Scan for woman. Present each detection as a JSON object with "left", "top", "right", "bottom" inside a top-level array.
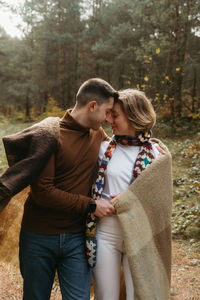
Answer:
[{"left": 86, "top": 88, "right": 172, "bottom": 300}]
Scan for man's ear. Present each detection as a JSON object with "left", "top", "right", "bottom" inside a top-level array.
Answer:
[{"left": 88, "top": 100, "right": 98, "bottom": 112}]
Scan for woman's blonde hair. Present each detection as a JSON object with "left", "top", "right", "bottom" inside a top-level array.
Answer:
[{"left": 117, "top": 89, "right": 156, "bottom": 134}]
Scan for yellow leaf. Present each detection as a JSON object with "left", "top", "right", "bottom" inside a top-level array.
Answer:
[
  {"left": 176, "top": 67, "right": 180, "bottom": 71},
  {"left": 195, "top": 190, "right": 200, "bottom": 194},
  {"left": 136, "top": 84, "right": 140, "bottom": 89},
  {"left": 144, "top": 76, "right": 149, "bottom": 81},
  {"left": 165, "top": 76, "right": 169, "bottom": 80},
  {"left": 156, "top": 48, "right": 160, "bottom": 54}
]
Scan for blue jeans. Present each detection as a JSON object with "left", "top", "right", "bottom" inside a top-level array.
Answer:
[{"left": 19, "top": 229, "right": 92, "bottom": 300}]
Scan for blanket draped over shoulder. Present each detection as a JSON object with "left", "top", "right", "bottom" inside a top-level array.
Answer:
[
  {"left": 0, "top": 117, "right": 60, "bottom": 211},
  {"left": 114, "top": 139, "right": 173, "bottom": 300}
]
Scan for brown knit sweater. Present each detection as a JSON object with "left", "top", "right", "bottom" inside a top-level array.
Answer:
[{"left": 21, "top": 110, "right": 108, "bottom": 234}]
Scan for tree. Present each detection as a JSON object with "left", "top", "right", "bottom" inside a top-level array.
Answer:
[
  {"left": 84, "top": 0, "right": 200, "bottom": 123},
  {"left": 0, "top": 0, "right": 199, "bottom": 123}
]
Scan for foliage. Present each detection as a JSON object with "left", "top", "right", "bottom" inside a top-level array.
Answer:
[
  {"left": 172, "top": 204, "right": 200, "bottom": 238},
  {"left": 166, "top": 134, "right": 200, "bottom": 241},
  {"left": 41, "top": 94, "right": 65, "bottom": 118},
  {"left": 0, "top": 0, "right": 199, "bottom": 124}
]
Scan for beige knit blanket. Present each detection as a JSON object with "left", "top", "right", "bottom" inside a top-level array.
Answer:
[{"left": 114, "top": 139, "right": 173, "bottom": 300}]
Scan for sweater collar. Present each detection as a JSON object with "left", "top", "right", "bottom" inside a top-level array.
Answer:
[{"left": 60, "top": 109, "right": 90, "bottom": 132}]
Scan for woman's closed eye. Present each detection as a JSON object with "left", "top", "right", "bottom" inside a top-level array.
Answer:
[{"left": 112, "top": 113, "right": 118, "bottom": 119}]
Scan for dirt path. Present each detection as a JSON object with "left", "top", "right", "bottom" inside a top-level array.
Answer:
[
  {"left": 170, "top": 240, "right": 200, "bottom": 299},
  {"left": 0, "top": 240, "right": 199, "bottom": 300}
]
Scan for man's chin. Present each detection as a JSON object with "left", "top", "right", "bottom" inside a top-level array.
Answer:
[
  {"left": 91, "top": 125, "right": 100, "bottom": 131},
  {"left": 90, "top": 121, "right": 105, "bottom": 130}
]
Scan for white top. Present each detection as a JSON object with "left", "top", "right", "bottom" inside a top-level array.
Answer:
[{"left": 98, "top": 140, "right": 160, "bottom": 201}]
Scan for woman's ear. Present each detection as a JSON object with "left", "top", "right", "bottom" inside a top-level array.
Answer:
[{"left": 88, "top": 100, "right": 98, "bottom": 112}]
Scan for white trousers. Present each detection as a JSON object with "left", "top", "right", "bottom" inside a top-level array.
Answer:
[{"left": 93, "top": 215, "right": 134, "bottom": 300}]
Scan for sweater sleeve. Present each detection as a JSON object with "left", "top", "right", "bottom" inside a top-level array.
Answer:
[{"left": 30, "top": 154, "right": 92, "bottom": 214}]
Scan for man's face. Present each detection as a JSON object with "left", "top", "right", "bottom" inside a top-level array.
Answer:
[{"left": 90, "top": 97, "right": 114, "bottom": 130}]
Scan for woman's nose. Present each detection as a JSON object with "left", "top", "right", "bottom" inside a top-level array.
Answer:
[{"left": 106, "top": 113, "right": 113, "bottom": 124}]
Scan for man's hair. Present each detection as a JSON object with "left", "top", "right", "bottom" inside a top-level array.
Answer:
[
  {"left": 76, "top": 78, "right": 117, "bottom": 107},
  {"left": 117, "top": 89, "right": 156, "bottom": 134}
]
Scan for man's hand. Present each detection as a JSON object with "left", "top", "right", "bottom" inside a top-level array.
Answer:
[{"left": 94, "top": 199, "right": 115, "bottom": 218}]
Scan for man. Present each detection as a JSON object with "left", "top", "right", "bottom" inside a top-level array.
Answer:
[{"left": 11, "top": 78, "right": 116, "bottom": 299}]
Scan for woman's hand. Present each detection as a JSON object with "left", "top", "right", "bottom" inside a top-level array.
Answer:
[{"left": 110, "top": 194, "right": 120, "bottom": 206}]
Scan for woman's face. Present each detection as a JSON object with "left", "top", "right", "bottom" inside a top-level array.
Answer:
[{"left": 107, "top": 103, "right": 135, "bottom": 136}]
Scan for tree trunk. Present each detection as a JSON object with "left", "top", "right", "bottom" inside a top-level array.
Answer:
[
  {"left": 25, "top": 95, "right": 30, "bottom": 119},
  {"left": 58, "top": 0, "right": 64, "bottom": 106},
  {"left": 192, "top": 67, "right": 197, "bottom": 113}
]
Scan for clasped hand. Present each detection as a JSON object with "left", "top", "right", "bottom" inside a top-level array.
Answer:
[{"left": 94, "top": 194, "right": 120, "bottom": 218}]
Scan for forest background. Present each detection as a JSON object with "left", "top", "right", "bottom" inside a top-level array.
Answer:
[
  {"left": 0, "top": 0, "right": 200, "bottom": 124},
  {"left": 0, "top": 0, "right": 200, "bottom": 299}
]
